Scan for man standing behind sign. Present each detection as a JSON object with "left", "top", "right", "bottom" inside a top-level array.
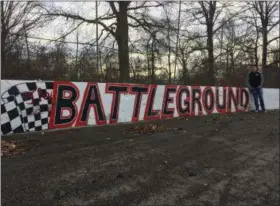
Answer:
[{"left": 246, "top": 66, "right": 266, "bottom": 112}]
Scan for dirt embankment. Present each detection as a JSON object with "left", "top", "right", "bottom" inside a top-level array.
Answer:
[{"left": 1, "top": 111, "right": 279, "bottom": 206}]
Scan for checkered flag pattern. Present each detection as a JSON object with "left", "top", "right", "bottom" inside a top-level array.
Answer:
[{"left": 1, "top": 81, "right": 54, "bottom": 135}]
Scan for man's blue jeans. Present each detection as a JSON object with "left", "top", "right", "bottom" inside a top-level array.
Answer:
[{"left": 250, "top": 87, "right": 265, "bottom": 111}]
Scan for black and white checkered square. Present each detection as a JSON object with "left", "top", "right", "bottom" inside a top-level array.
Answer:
[
  {"left": 1, "top": 81, "right": 54, "bottom": 135},
  {"left": 1, "top": 101, "right": 25, "bottom": 135}
]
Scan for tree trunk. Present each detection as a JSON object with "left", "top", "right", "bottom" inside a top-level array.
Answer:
[
  {"left": 75, "top": 29, "right": 79, "bottom": 80},
  {"left": 254, "top": 25, "right": 259, "bottom": 68},
  {"left": 99, "top": 50, "right": 103, "bottom": 81},
  {"left": 151, "top": 39, "right": 156, "bottom": 84},
  {"left": 254, "top": 44, "right": 259, "bottom": 68},
  {"left": 147, "top": 55, "right": 151, "bottom": 77},
  {"left": 1, "top": 31, "right": 6, "bottom": 68},
  {"left": 230, "top": 50, "right": 234, "bottom": 75},
  {"left": 167, "top": 22, "right": 172, "bottom": 84},
  {"left": 207, "top": 22, "right": 215, "bottom": 85},
  {"left": 182, "top": 57, "right": 189, "bottom": 85},
  {"left": 24, "top": 25, "right": 32, "bottom": 78},
  {"left": 1, "top": 1, "right": 7, "bottom": 69},
  {"left": 220, "top": 24, "right": 224, "bottom": 63},
  {"left": 262, "top": 26, "right": 268, "bottom": 71},
  {"left": 226, "top": 44, "right": 229, "bottom": 74},
  {"left": 116, "top": 2, "right": 130, "bottom": 83},
  {"left": 168, "top": 52, "right": 172, "bottom": 84}
]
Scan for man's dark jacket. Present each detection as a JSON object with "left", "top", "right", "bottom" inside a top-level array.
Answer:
[{"left": 246, "top": 71, "right": 264, "bottom": 89}]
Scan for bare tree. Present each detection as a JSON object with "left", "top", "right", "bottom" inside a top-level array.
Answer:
[
  {"left": 215, "top": 19, "right": 256, "bottom": 85},
  {"left": 77, "top": 45, "right": 98, "bottom": 81},
  {"left": 130, "top": 56, "right": 148, "bottom": 81},
  {"left": 192, "top": 1, "right": 243, "bottom": 84},
  {"left": 177, "top": 37, "right": 206, "bottom": 84},
  {"left": 195, "top": 1, "right": 219, "bottom": 84},
  {"left": 145, "top": 31, "right": 163, "bottom": 84},
  {"left": 161, "top": 5, "right": 174, "bottom": 84},
  {"left": 44, "top": 1, "right": 167, "bottom": 82},
  {"left": 1, "top": 1, "right": 49, "bottom": 67},
  {"left": 248, "top": 2, "right": 279, "bottom": 71}
]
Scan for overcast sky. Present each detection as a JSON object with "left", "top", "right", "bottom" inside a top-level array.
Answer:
[
  {"left": 28, "top": 1, "right": 279, "bottom": 54},
  {"left": 31, "top": 2, "right": 166, "bottom": 47}
]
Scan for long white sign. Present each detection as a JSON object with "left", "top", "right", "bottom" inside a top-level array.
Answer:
[{"left": 1, "top": 80, "right": 279, "bottom": 135}]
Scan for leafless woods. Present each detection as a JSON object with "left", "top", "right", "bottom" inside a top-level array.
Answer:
[{"left": 1, "top": 1, "right": 279, "bottom": 87}]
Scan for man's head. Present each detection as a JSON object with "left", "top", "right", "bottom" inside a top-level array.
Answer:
[{"left": 251, "top": 66, "right": 259, "bottom": 72}]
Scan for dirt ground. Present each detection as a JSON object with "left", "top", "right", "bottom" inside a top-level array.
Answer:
[{"left": 1, "top": 111, "right": 279, "bottom": 206}]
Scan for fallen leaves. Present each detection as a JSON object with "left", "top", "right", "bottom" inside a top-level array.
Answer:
[
  {"left": 1, "top": 139, "right": 39, "bottom": 157},
  {"left": 125, "top": 124, "right": 168, "bottom": 136},
  {"left": 1, "top": 141, "right": 25, "bottom": 157}
]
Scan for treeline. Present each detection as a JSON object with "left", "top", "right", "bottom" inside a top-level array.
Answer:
[{"left": 1, "top": 1, "right": 279, "bottom": 87}]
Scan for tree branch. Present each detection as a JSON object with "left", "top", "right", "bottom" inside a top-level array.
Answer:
[
  {"left": 127, "top": 1, "right": 167, "bottom": 11},
  {"left": 45, "top": 11, "right": 116, "bottom": 37},
  {"left": 268, "top": 20, "right": 280, "bottom": 32},
  {"left": 267, "top": 36, "right": 280, "bottom": 45},
  {"left": 109, "top": 2, "right": 118, "bottom": 15},
  {"left": 199, "top": 1, "right": 209, "bottom": 21}
]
